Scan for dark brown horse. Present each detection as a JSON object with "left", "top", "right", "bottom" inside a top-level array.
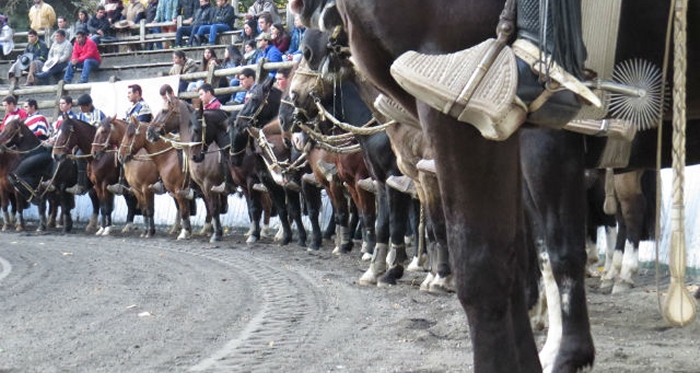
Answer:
[
  {"left": 293, "top": 0, "right": 594, "bottom": 372},
  {"left": 0, "top": 150, "right": 19, "bottom": 231}
]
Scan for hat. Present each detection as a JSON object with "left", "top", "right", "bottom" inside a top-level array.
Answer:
[
  {"left": 77, "top": 94, "right": 93, "bottom": 106},
  {"left": 256, "top": 32, "right": 272, "bottom": 41},
  {"left": 42, "top": 57, "right": 58, "bottom": 72},
  {"left": 114, "top": 20, "right": 130, "bottom": 30},
  {"left": 17, "top": 53, "right": 34, "bottom": 70}
]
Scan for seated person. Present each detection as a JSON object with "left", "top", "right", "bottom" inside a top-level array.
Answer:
[
  {"left": 169, "top": 50, "right": 198, "bottom": 93},
  {"left": 87, "top": 6, "right": 115, "bottom": 44},
  {"left": 0, "top": 14, "right": 15, "bottom": 58},
  {"left": 36, "top": 29, "right": 73, "bottom": 85},
  {"left": 8, "top": 29, "right": 48, "bottom": 87},
  {"left": 246, "top": 0, "right": 281, "bottom": 24},
  {"left": 63, "top": 28, "right": 101, "bottom": 84},
  {"left": 23, "top": 99, "right": 50, "bottom": 140},
  {"left": 174, "top": 0, "right": 214, "bottom": 47},
  {"left": 195, "top": 0, "right": 235, "bottom": 46}
]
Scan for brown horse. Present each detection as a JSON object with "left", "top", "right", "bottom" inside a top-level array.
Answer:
[
  {"left": 0, "top": 151, "right": 19, "bottom": 231},
  {"left": 117, "top": 120, "right": 193, "bottom": 240}
]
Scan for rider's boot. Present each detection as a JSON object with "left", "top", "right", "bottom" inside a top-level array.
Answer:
[
  {"left": 149, "top": 179, "right": 167, "bottom": 194},
  {"left": 66, "top": 170, "right": 88, "bottom": 195}
]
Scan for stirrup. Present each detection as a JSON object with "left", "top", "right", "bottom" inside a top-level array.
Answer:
[
  {"left": 385, "top": 175, "right": 416, "bottom": 197},
  {"left": 107, "top": 183, "right": 131, "bottom": 195},
  {"left": 211, "top": 182, "right": 229, "bottom": 194},
  {"left": 252, "top": 183, "right": 268, "bottom": 193},
  {"left": 302, "top": 173, "right": 323, "bottom": 187},
  {"left": 65, "top": 184, "right": 87, "bottom": 195},
  {"left": 416, "top": 159, "right": 436, "bottom": 175},
  {"left": 40, "top": 181, "right": 56, "bottom": 193},
  {"left": 357, "top": 177, "right": 377, "bottom": 194},
  {"left": 149, "top": 181, "right": 166, "bottom": 194},
  {"left": 374, "top": 94, "right": 421, "bottom": 128},
  {"left": 316, "top": 159, "right": 337, "bottom": 182},
  {"left": 177, "top": 188, "right": 194, "bottom": 200}
]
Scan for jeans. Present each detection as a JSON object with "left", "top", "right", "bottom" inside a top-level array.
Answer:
[
  {"left": 196, "top": 24, "right": 231, "bottom": 44},
  {"left": 175, "top": 25, "right": 201, "bottom": 46},
  {"left": 147, "top": 27, "right": 163, "bottom": 50},
  {"left": 36, "top": 61, "right": 68, "bottom": 85},
  {"left": 63, "top": 58, "right": 100, "bottom": 83}
]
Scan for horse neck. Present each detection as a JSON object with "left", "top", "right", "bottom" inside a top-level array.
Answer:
[
  {"left": 14, "top": 127, "right": 42, "bottom": 150},
  {"left": 75, "top": 124, "right": 97, "bottom": 154}
]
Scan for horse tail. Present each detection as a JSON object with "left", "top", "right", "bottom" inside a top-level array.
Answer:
[{"left": 641, "top": 169, "right": 657, "bottom": 241}]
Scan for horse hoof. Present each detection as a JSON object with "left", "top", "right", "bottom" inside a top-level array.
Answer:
[
  {"left": 359, "top": 266, "right": 379, "bottom": 286},
  {"left": 209, "top": 234, "right": 221, "bottom": 243},
  {"left": 95, "top": 227, "right": 104, "bottom": 236},
  {"left": 246, "top": 235, "right": 258, "bottom": 244},
  {"left": 361, "top": 253, "right": 372, "bottom": 261},
  {"left": 406, "top": 255, "right": 428, "bottom": 272},
  {"left": 612, "top": 279, "right": 634, "bottom": 294},
  {"left": 176, "top": 229, "right": 190, "bottom": 240},
  {"left": 101, "top": 226, "right": 111, "bottom": 236},
  {"left": 429, "top": 274, "right": 455, "bottom": 294},
  {"left": 419, "top": 273, "right": 435, "bottom": 292}
]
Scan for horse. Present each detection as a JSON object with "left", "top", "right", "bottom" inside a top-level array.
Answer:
[
  {"left": 292, "top": 0, "right": 599, "bottom": 371},
  {"left": 229, "top": 78, "right": 308, "bottom": 247},
  {"left": 0, "top": 150, "right": 19, "bottom": 231},
  {"left": 50, "top": 117, "right": 110, "bottom": 234},
  {"left": 149, "top": 94, "right": 228, "bottom": 242},
  {"left": 118, "top": 119, "right": 193, "bottom": 240},
  {"left": 290, "top": 28, "right": 444, "bottom": 289},
  {"left": 0, "top": 118, "right": 55, "bottom": 232}
]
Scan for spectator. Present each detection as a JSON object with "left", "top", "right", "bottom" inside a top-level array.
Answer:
[
  {"left": 195, "top": 0, "right": 235, "bottom": 46},
  {"left": 28, "top": 0, "right": 56, "bottom": 33},
  {"left": 169, "top": 49, "right": 198, "bottom": 92},
  {"left": 242, "top": 40, "right": 260, "bottom": 65},
  {"left": 87, "top": 6, "right": 114, "bottom": 44},
  {"left": 222, "top": 45, "right": 243, "bottom": 103},
  {"left": 178, "top": 0, "right": 198, "bottom": 25},
  {"left": 74, "top": 9, "right": 90, "bottom": 37},
  {"left": 55, "top": 16, "right": 73, "bottom": 42},
  {"left": 35, "top": 29, "right": 72, "bottom": 85},
  {"left": 229, "top": 67, "right": 255, "bottom": 104},
  {"left": 270, "top": 23, "right": 290, "bottom": 54},
  {"left": 23, "top": 99, "right": 50, "bottom": 140},
  {"left": 257, "top": 12, "right": 273, "bottom": 34},
  {"left": 246, "top": 0, "right": 281, "bottom": 24},
  {"left": 153, "top": 0, "right": 178, "bottom": 35},
  {"left": 63, "top": 28, "right": 101, "bottom": 84},
  {"left": 144, "top": 0, "right": 161, "bottom": 50},
  {"left": 1, "top": 96, "right": 28, "bottom": 132},
  {"left": 124, "top": 84, "right": 153, "bottom": 123},
  {"left": 50, "top": 95, "right": 77, "bottom": 138},
  {"left": 240, "top": 19, "right": 259, "bottom": 50},
  {"left": 122, "top": 0, "right": 147, "bottom": 26},
  {"left": 187, "top": 47, "right": 220, "bottom": 92},
  {"left": 104, "top": 0, "right": 125, "bottom": 24},
  {"left": 7, "top": 30, "right": 48, "bottom": 88},
  {"left": 0, "top": 15, "right": 14, "bottom": 59},
  {"left": 198, "top": 83, "right": 221, "bottom": 109},
  {"left": 286, "top": 14, "right": 305, "bottom": 61},
  {"left": 174, "top": 0, "right": 214, "bottom": 47},
  {"left": 255, "top": 32, "right": 282, "bottom": 76}
]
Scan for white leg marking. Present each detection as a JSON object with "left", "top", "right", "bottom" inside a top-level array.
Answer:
[{"left": 539, "top": 253, "right": 562, "bottom": 373}]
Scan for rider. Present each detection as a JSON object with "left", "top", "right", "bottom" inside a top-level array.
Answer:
[
  {"left": 65, "top": 94, "right": 106, "bottom": 195},
  {"left": 23, "top": 99, "right": 49, "bottom": 140},
  {"left": 198, "top": 83, "right": 221, "bottom": 109},
  {"left": 108, "top": 84, "right": 154, "bottom": 195},
  {"left": 49, "top": 95, "right": 77, "bottom": 140},
  {"left": 1, "top": 95, "right": 28, "bottom": 132}
]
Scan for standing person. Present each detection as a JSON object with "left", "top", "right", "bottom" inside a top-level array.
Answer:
[
  {"left": 104, "top": 0, "right": 125, "bottom": 24},
  {"left": 1, "top": 96, "right": 28, "bottom": 132},
  {"left": 55, "top": 16, "right": 73, "bottom": 42},
  {"left": 124, "top": 84, "right": 153, "bottom": 123},
  {"left": 87, "top": 6, "right": 114, "bottom": 44},
  {"left": 246, "top": 0, "right": 280, "bottom": 24},
  {"left": 65, "top": 94, "right": 105, "bottom": 195},
  {"left": 28, "top": 0, "right": 56, "bottom": 33},
  {"left": 153, "top": 0, "right": 178, "bottom": 36},
  {"left": 0, "top": 14, "right": 14, "bottom": 59},
  {"left": 198, "top": 83, "right": 221, "bottom": 109},
  {"left": 178, "top": 0, "right": 198, "bottom": 26},
  {"left": 169, "top": 49, "right": 198, "bottom": 92},
  {"left": 63, "top": 28, "right": 101, "bottom": 84},
  {"left": 270, "top": 23, "right": 290, "bottom": 54},
  {"left": 174, "top": 0, "right": 214, "bottom": 47},
  {"left": 122, "top": 0, "right": 147, "bottom": 26},
  {"left": 7, "top": 30, "right": 48, "bottom": 88},
  {"left": 195, "top": 0, "right": 235, "bottom": 46},
  {"left": 35, "top": 29, "right": 72, "bottom": 85},
  {"left": 23, "top": 99, "right": 50, "bottom": 140}
]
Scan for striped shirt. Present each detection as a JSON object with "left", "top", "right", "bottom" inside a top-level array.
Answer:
[
  {"left": 25, "top": 112, "right": 49, "bottom": 139},
  {"left": 125, "top": 99, "right": 152, "bottom": 123},
  {"left": 78, "top": 107, "right": 106, "bottom": 126}
]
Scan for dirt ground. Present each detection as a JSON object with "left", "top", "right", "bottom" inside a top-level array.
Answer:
[{"left": 0, "top": 222, "right": 699, "bottom": 373}]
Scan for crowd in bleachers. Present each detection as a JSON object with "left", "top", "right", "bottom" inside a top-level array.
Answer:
[{"left": 1, "top": 0, "right": 306, "bottom": 93}]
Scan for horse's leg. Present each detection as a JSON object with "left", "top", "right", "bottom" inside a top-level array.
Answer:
[
  {"left": 360, "top": 183, "right": 389, "bottom": 285},
  {"left": 246, "top": 190, "right": 263, "bottom": 244},
  {"left": 520, "top": 128, "right": 593, "bottom": 373},
  {"left": 423, "top": 107, "right": 540, "bottom": 373},
  {"left": 417, "top": 172, "right": 452, "bottom": 293},
  {"left": 176, "top": 195, "right": 192, "bottom": 240},
  {"left": 47, "top": 198, "right": 57, "bottom": 229},
  {"left": 100, "top": 190, "right": 115, "bottom": 236},
  {"left": 123, "top": 193, "right": 139, "bottom": 233},
  {"left": 323, "top": 205, "right": 336, "bottom": 240},
  {"left": 611, "top": 170, "right": 645, "bottom": 293},
  {"left": 84, "top": 189, "right": 99, "bottom": 233},
  {"left": 287, "top": 189, "right": 307, "bottom": 247},
  {"left": 267, "top": 182, "right": 292, "bottom": 245},
  {"left": 60, "top": 192, "right": 73, "bottom": 233},
  {"left": 259, "top": 191, "right": 273, "bottom": 239},
  {"left": 329, "top": 181, "right": 352, "bottom": 254},
  {"left": 145, "top": 192, "right": 156, "bottom": 238},
  {"left": 303, "top": 182, "right": 323, "bottom": 251},
  {"left": 379, "top": 186, "right": 411, "bottom": 286}
]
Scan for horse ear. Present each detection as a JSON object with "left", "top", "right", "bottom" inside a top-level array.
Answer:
[{"left": 265, "top": 76, "right": 276, "bottom": 90}]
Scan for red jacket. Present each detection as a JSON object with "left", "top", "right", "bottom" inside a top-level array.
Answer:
[
  {"left": 72, "top": 38, "right": 101, "bottom": 64},
  {"left": 1, "top": 108, "right": 28, "bottom": 132}
]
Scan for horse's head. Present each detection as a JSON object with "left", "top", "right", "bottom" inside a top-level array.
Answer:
[
  {"left": 289, "top": 28, "right": 352, "bottom": 118},
  {"left": 52, "top": 116, "right": 94, "bottom": 161},
  {"left": 117, "top": 120, "right": 146, "bottom": 164},
  {"left": 235, "top": 77, "right": 283, "bottom": 129},
  {"left": 290, "top": 0, "right": 339, "bottom": 31},
  {"left": 152, "top": 93, "right": 189, "bottom": 137},
  {"left": 0, "top": 118, "right": 27, "bottom": 150},
  {"left": 228, "top": 113, "right": 253, "bottom": 167},
  {"left": 91, "top": 116, "right": 116, "bottom": 162}
]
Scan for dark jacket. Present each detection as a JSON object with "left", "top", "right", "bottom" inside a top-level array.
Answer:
[
  {"left": 178, "top": 0, "right": 198, "bottom": 20},
  {"left": 87, "top": 16, "right": 113, "bottom": 36},
  {"left": 26, "top": 39, "right": 49, "bottom": 62},
  {"left": 212, "top": 4, "right": 236, "bottom": 27},
  {"left": 146, "top": 2, "right": 158, "bottom": 23},
  {"left": 191, "top": 4, "right": 214, "bottom": 29}
]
